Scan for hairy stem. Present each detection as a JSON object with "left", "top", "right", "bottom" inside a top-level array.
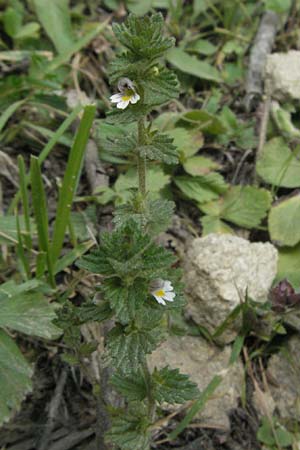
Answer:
[
  {"left": 137, "top": 118, "right": 146, "bottom": 196},
  {"left": 142, "top": 361, "right": 156, "bottom": 422}
]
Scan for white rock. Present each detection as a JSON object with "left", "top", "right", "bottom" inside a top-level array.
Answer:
[
  {"left": 265, "top": 51, "right": 300, "bottom": 100},
  {"left": 184, "top": 234, "right": 278, "bottom": 343},
  {"left": 267, "top": 335, "right": 300, "bottom": 421},
  {"left": 148, "top": 335, "right": 244, "bottom": 431}
]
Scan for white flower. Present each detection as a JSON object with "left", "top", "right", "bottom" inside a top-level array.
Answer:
[
  {"left": 110, "top": 77, "right": 140, "bottom": 110},
  {"left": 150, "top": 279, "right": 175, "bottom": 306}
]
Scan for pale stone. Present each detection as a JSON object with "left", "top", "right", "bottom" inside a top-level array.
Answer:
[
  {"left": 148, "top": 335, "right": 244, "bottom": 431},
  {"left": 265, "top": 51, "right": 300, "bottom": 100},
  {"left": 267, "top": 335, "right": 300, "bottom": 422},
  {"left": 184, "top": 234, "right": 278, "bottom": 343}
]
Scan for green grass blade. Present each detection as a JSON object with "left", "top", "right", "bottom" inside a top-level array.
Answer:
[
  {"left": 51, "top": 104, "right": 96, "bottom": 265},
  {"left": 8, "top": 104, "right": 82, "bottom": 213},
  {"left": 168, "top": 375, "right": 223, "bottom": 440},
  {"left": 16, "top": 214, "right": 31, "bottom": 279},
  {"left": 0, "top": 100, "right": 24, "bottom": 135},
  {"left": 17, "top": 155, "right": 32, "bottom": 251},
  {"left": 30, "top": 156, "right": 55, "bottom": 286}
]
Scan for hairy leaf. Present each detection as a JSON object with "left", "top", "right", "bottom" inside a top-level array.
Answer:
[
  {"left": 107, "top": 321, "right": 165, "bottom": 372},
  {"left": 107, "top": 407, "right": 151, "bottom": 450},
  {"left": 141, "top": 66, "right": 179, "bottom": 106},
  {"left": 268, "top": 194, "right": 300, "bottom": 246},
  {"left": 114, "top": 198, "right": 175, "bottom": 235},
  {"left": 152, "top": 366, "right": 199, "bottom": 404},
  {"left": 110, "top": 371, "right": 147, "bottom": 401},
  {"left": 112, "top": 13, "right": 174, "bottom": 61},
  {"left": 0, "top": 330, "right": 33, "bottom": 426},
  {"left": 0, "top": 281, "right": 61, "bottom": 339}
]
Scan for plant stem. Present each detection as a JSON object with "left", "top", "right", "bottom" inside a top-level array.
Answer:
[{"left": 137, "top": 118, "right": 146, "bottom": 196}]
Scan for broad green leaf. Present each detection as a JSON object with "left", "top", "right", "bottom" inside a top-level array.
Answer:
[
  {"left": 183, "top": 156, "right": 220, "bottom": 175},
  {"left": 167, "top": 127, "right": 204, "bottom": 159},
  {"left": 0, "top": 284, "right": 61, "bottom": 339},
  {"left": 256, "top": 137, "right": 300, "bottom": 188},
  {"left": 126, "top": 0, "right": 152, "bottom": 15},
  {"left": 263, "top": 0, "right": 291, "bottom": 13},
  {"left": 107, "top": 408, "right": 151, "bottom": 450},
  {"left": 187, "top": 39, "right": 217, "bottom": 55},
  {"left": 107, "top": 321, "right": 164, "bottom": 372},
  {"left": 0, "top": 330, "right": 33, "bottom": 427},
  {"left": 167, "top": 47, "right": 222, "bottom": 83},
  {"left": 3, "top": 6, "right": 22, "bottom": 38},
  {"left": 268, "top": 194, "right": 300, "bottom": 246},
  {"left": 180, "top": 110, "right": 226, "bottom": 135},
  {"left": 33, "top": 0, "right": 74, "bottom": 54},
  {"left": 200, "top": 186, "right": 272, "bottom": 229},
  {"left": 174, "top": 173, "right": 228, "bottom": 204},
  {"left": 111, "top": 372, "right": 147, "bottom": 401},
  {"left": 201, "top": 215, "right": 233, "bottom": 235},
  {"left": 152, "top": 367, "right": 199, "bottom": 404},
  {"left": 276, "top": 243, "right": 300, "bottom": 288}
]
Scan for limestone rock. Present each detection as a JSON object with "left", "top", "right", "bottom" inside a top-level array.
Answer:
[
  {"left": 184, "top": 234, "right": 278, "bottom": 343},
  {"left": 148, "top": 335, "right": 244, "bottom": 431},
  {"left": 267, "top": 335, "right": 300, "bottom": 422},
  {"left": 265, "top": 51, "right": 300, "bottom": 100}
]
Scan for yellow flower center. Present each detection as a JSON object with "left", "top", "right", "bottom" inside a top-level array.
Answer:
[
  {"left": 154, "top": 289, "right": 165, "bottom": 297},
  {"left": 121, "top": 88, "right": 135, "bottom": 101}
]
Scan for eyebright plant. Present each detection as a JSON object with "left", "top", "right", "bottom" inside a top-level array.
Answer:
[{"left": 77, "top": 13, "right": 199, "bottom": 450}]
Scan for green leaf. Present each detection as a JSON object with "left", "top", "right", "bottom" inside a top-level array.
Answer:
[
  {"left": 201, "top": 186, "right": 272, "bottom": 229},
  {"left": 110, "top": 371, "right": 147, "bottom": 401},
  {"left": 107, "top": 407, "right": 151, "bottom": 450},
  {"left": 256, "top": 137, "right": 300, "bottom": 188},
  {"left": 0, "top": 281, "right": 61, "bottom": 339},
  {"left": 115, "top": 198, "right": 175, "bottom": 236},
  {"left": 152, "top": 367, "right": 199, "bottom": 404},
  {"left": 166, "top": 47, "right": 222, "bottom": 83},
  {"left": 107, "top": 321, "right": 164, "bottom": 372},
  {"left": 0, "top": 100, "right": 24, "bottom": 136},
  {"left": 187, "top": 39, "right": 217, "bottom": 56},
  {"left": 183, "top": 156, "right": 220, "bottom": 176},
  {"left": 51, "top": 105, "right": 96, "bottom": 265},
  {"left": 0, "top": 215, "right": 34, "bottom": 246},
  {"left": 126, "top": 0, "right": 152, "bottom": 15},
  {"left": 180, "top": 110, "right": 226, "bottom": 135},
  {"left": 141, "top": 66, "right": 180, "bottom": 106},
  {"left": 33, "top": 0, "right": 74, "bottom": 54},
  {"left": 276, "top": 243, "right": 300, "bottom": 288},
  {"left": 77, "top": 300, "right": 113, "bottom": 323},
  {"left": 77, "top": 220, "right": 175, "bottom": 280},
  {"left": 201, "top": 215, "right": 233, "bottom": 235},
  {"left": 268, "top": 194, "right": 300, "bottom": 246},
  {"left": 3, "top": 6, "right": 22, "bottom": 38},
  {"left": 102, "top": 278, "right": 149, "bottom": 324},
  {"left": 112, "top": 13, "right": 174, "bottom": 61},
  {"left": 167, "top": 127, "right": 204, "bottom": 159},
  {"left": 263, "top": 0, "right": 291, "bottom": 13},
  {"left": 174, "top": 173, "right": 228, "bottom": 204},
  {"left": 15, "top": 22, "right": 40, "bottom": 40},
  {"left": 30, "top": 156, "right": 54, "bottom": 284},
  {"left": 0, "top": 330, "right": 33, "bottom": 427}
]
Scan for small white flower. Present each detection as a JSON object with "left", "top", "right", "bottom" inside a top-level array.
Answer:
[
  {"left": 150, "top": 279, "right": 175, "bottom": 306},
  {"left": 110, "top": 77, "right": 140, "bottom": 110}
]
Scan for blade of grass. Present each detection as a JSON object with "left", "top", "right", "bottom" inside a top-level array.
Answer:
[
  {"left": 50, "top": 104, "right": 96, "bottom": 265},
  {"left": 9, "top": 104, "right": 82, "bottom": 213},
  {"left": 0, "top": 100, "right": 25, "bottom": 135},
  {"left": 17, "top": 155, "right": 32, "bottom": 251},
  {"left": 30, "top": 156, "right": 55, "bottom": 286},
  {"left": 54, "top": 240, "right": 94, "bottom": 275},
  {"left": 16, "top": 213, "right": 31, "bottom": 279},
  {"left": 168, "top": 375, "right": 223, "bottom": 440}
]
